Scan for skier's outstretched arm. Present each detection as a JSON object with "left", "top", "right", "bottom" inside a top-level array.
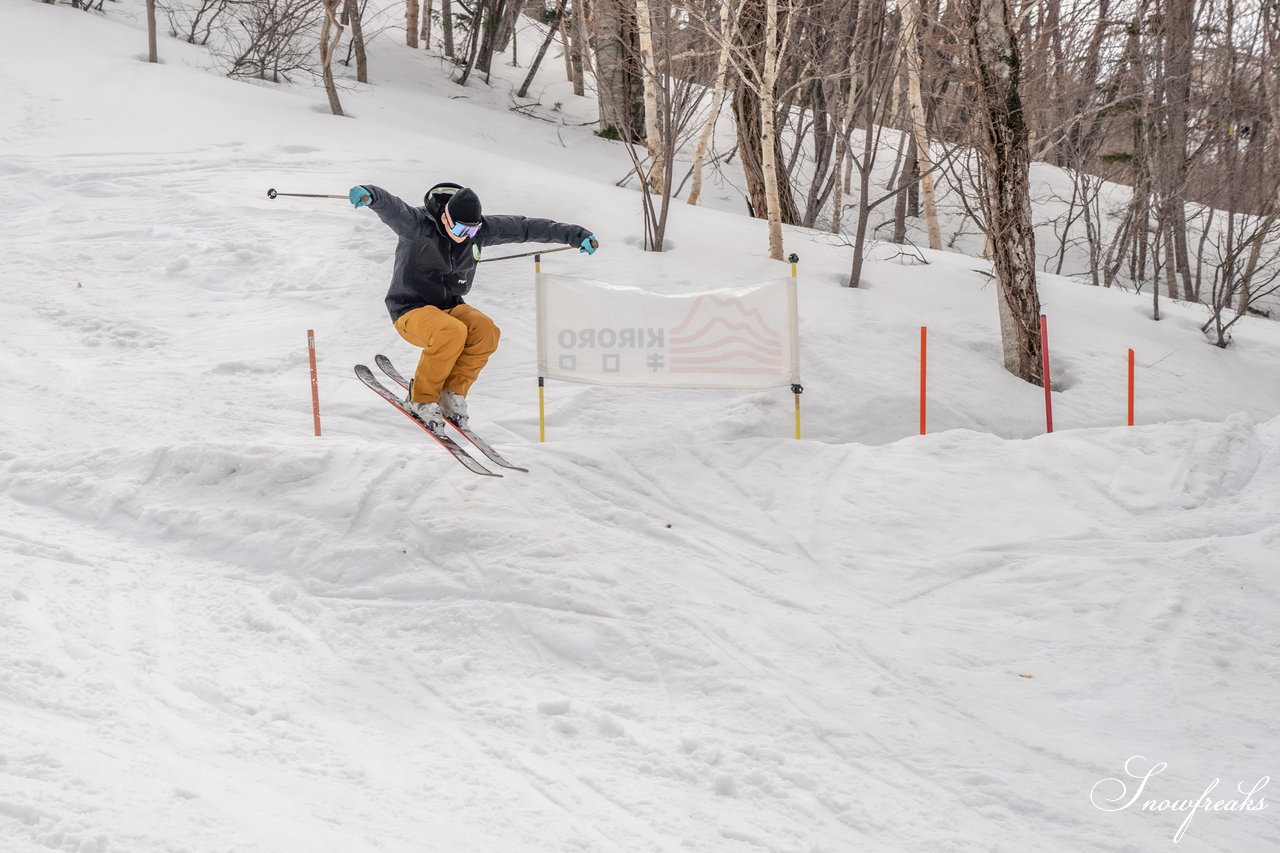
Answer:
[
  {"left": 348, "top": 185, "right": 421, "bottom": 239},
  {"left": 481, "top": 215, "right": 597, "bottom": 253}
]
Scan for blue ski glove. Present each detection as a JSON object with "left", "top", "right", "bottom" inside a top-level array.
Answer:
[
  {"left": 349, "top": 186, "right": 373, "bottom": 208},
  {"left": 580, "top": 235, "right": 599, "bottom": 255}
]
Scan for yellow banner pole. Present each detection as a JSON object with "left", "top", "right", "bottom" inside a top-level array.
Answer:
[
  {"left": 788, "top": 253, "right": 801, "bottom": 439},
  {"left": 538, "top": 377, "right": 547, "bottom": 443},
  {"left": 792, "top": 384, "right": 803, "bottom": 439}
]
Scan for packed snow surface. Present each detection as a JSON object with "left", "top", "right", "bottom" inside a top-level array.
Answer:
[{"left": 1, "top": 4, "right": 1277, "bottom": 852}]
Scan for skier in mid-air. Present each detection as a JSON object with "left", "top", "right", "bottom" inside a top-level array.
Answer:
[{"left": 349, "top": 181, "right": 598, "bottom": 431}]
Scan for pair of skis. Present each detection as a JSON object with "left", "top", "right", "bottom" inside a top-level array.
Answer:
[{"left": 355, "top": 355, "right": 527, "bottom": 477}]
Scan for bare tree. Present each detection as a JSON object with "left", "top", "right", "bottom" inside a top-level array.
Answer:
[
  {"left": 517, "top": 4, "right": 562, "bottom": 98},
  {"left": 225, "top": 0, "right": 319, "bottom": 83},
  {"left": 319, "top": 0, "right": 345, "bottom": 115},
  {"left": 722, "top": 0, "right": 798, "bottom": 258},
  {"left": 617, "top": 0, "right": 717, "bottom": 250},
  {"left": 961, "top": 0, "right": 1044, "bottom": 383},
  {"left": 897, "top": 0, "right": 940, "bottom": 249},
  {"left": 1194, "top": 0, "right": 1280, "bottom": 344},
  {"left": 688, "top": 0, "right": 737, "bottom": 207},
  {"left": 634, "top": 0, "right": 665, "bottom": 193},
  {"left": 843, "top": 0, "right": 907, "bottom": 286},
  {"left": 164, "top": 0, "right": 234, "bottom": 46}
]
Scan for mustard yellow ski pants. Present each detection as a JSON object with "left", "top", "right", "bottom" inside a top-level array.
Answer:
[{"left": 393, "top": 304, "right": 501, "bottom": 404}]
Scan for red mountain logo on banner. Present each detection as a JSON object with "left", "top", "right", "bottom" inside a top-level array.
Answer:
[{"left": 669, "top": 295, "right": 784, "bottom": 375}]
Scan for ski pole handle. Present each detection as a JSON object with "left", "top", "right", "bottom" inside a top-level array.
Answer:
[{"left": 266, "top": 188, "right": 359, "bottom": 201}]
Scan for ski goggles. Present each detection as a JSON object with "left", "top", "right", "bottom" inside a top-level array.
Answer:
[{"left": 443, "top": 205, "right": 482, "bottom": 239}]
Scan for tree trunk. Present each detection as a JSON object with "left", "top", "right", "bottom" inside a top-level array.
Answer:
[
  {"left": 899, "top": 0, "right": 941, "bottom": 250},
  {"left": 964, "top": 0, "right": 1042, "bottom": 382},
  {"left": 475, "top": 0, "right": 505, "bottom": 77},
  {"left": 517, "top": 10, "right": 561, "bottom": 98},
  {"left": 847, "top": 96, "right": 876, "bottom": 286},
  {"left": 561, "top": 4, "right": 575, "bottom": 82},
  {"left": 689, "top": 0, "right": 735, "bottom": 207},
  {"left": 731, "top": 0, "right": 798, "bottom": 228},
  {"left": 759, "top": 0, "right": 785, "bottom": 260},
  {"left": 593, "top": 0, "right": 644, "bottom": 139},
  {"left": 569, "top": 0, "right": 587, "bottom": 96},
  {"left": 831, "top": 132, "right": 847, "bottom": 233},
  {"left": 1163, "top": 0, "right": 1195, "bottom": 301},
  {"left": 422, "top": 0, "right": 433, "bottom": 50},
  {"left": 634, "top": 0, "right": 664, "bottom": 194},
  {"left": 442, "top": 0, "right": 455, "bottom": 58},
  {"left": 457, "top": 0, "right": 486, "bottom": 84},
  {"left": 406, "top": 0, "right": 419, "bottom": 48},
  {"left": 893, "top": 138, "right": 915, "bottom": 244},
  {"left": 346, "top": 0, "right": 368, "bottom": 82},
  {"left": 146, "top": 0, "right": 158, "bottom": 62},
  {"left": 490, "top": 0, "right": 521, "bottom": 58},
  {"left": 320, "top": 0, "right": 345, "bottom": 116}
]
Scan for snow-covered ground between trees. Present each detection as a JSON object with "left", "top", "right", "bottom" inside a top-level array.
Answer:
[{"left": 1, "top": 4, "right": 1278, "bottom": 852}]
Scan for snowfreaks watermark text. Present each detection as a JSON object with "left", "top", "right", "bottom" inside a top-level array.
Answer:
[{"left": 1090, "top": 756, "right": 1270, "bottom": 843}]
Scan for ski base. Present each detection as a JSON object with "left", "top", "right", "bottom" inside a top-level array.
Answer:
[
  {"left": 373, "top": 354, "right": 528, "bottom": 473},
  {"left": 354, "top": 364, "right": 501, "bottom": 478}
]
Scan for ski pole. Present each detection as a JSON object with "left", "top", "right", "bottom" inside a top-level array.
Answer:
[
  {"left": 267, "top": 188, "right": 366, "bottom": 202},
  {"left": 477, "top": 245, "right": 577, "bottom": 264}
]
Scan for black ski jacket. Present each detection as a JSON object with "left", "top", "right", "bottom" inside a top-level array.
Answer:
[{"left": 364, "top": 182, "right": 592, "bottom": 321}]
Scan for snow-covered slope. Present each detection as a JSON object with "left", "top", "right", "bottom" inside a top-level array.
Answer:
[{"left": 2, "top": 5, "right": 1278, "bottom": 852}]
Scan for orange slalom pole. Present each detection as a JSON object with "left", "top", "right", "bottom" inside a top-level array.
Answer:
[
  {"left": 919, "top": 326, "right": 927, "bottom": 435},
  {"left": 307, "top": 329, "right": 321, "bottom": 437},
  {"left": 1040, "top": 315, "right": 1053, "bottom": 433},
  {"left": 1127, "top": 348, "right": 1135, "bottom": 426}
]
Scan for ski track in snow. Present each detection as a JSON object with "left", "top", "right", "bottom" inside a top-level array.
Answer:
[{"left": 3, "top": 419, "right": 1279, "bottom": 851}]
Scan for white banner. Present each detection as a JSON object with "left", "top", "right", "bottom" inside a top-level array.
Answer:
[{"left": 536, "top": 274, "right": 800, "bottom": 389}]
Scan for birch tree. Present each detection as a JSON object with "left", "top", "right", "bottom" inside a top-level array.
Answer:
[
  {"left": 688, "top": 0, "right": 737, "bottom": 207},
  {"left": 962, "top": 0, "right": 1043, "bottom": 382},
  {"left": 634, "top": 0, "right": 665, "bottom": 194},
  {"left": 757, "top": 0, "right": 786, "bottom": 259},
  {"left": 724, "top": 0, "right": 795, "bottom": 259},
  {"left": 897, "top": 0, "right": 941, "bottom": 249}
]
